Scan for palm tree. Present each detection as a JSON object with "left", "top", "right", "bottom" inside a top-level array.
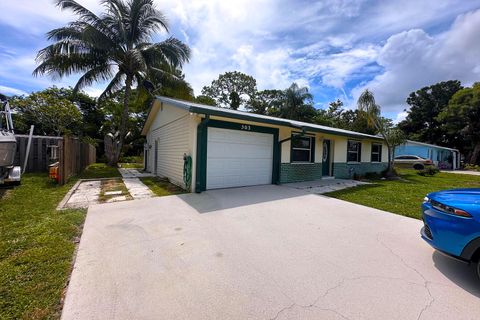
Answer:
[
  {"left": 357, "top": 89, "right": 405, "bottom": 176},
  {"left": 33, "top": 0, "right": 190, "bottom": 165},
  {"left": 278, "top": 83, "right": 316, "bottom": 122}
]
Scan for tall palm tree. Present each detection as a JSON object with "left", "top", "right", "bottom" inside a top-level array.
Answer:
[
  {"left": 278, "top": 83, "right": 316, "bottom": 122},
  {"left": 357, "top": 89, "right": 404, "bottom": 176},
  {"left": 33, "top": 0, "right": 190, "bottom": 165}
]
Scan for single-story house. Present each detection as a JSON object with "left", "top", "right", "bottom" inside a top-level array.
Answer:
[
  {"left": 395, "top": 140, "right": 460, "bottom": 170},
  {"left": 141, "top": 96, "right": 389, "bottom": 192}
]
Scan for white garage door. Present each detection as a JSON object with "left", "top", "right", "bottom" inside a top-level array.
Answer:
[{"left": 207, "top": 127, "right": 274, "bottom": 189}]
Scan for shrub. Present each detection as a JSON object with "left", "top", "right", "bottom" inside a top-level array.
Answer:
[
  {"left": 119, "top": 155, "right": 143, "bottom": 163},
  {"left": 365, "top": 172, "right": 381, "bottom": 180},
  {"left": 464, "top": 164, "right": 480, "bottom": 172},
  {"left": 417, "top": 167, "right": 439, "bottom": 176}
]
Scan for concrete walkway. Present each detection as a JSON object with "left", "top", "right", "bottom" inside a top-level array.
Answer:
[
  {"left": 62, "top": 185, "right": 479, "bottom": 320},
  {"left": 284, "top": 178, "right": 369, "bottom": 194},
  {"left": 61, "top": 180, "right": 100, "bottom": 209},
  {"left": 119, "top": 168, "right": 154, "bottom": 200},
  {"left": 118, "top": 168, "right": 155, "bottom": 178}
]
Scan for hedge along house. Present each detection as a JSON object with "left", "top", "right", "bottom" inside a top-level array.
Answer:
[{"left": 141, "top": 96, "right": 389, "bottom": 193}]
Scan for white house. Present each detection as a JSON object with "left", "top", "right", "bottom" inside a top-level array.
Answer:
[{"left": 141, "top": 96, "right": 389, "bottom": 192}]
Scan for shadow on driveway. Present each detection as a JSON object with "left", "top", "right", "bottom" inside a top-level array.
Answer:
[
  {"left": 432, "top": 251, "right": 480, "bottom": 298},
  {"left": 179, "top": 184, "right": 307, "bottom": 214}
]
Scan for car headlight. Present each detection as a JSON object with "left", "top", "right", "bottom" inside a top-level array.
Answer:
[{"left": 423, "top": 196, "right": 430, "bottom": 203}]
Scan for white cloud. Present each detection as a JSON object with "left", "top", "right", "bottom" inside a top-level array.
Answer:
[
  {"left": 353, "top": 9, "right": 480, "bottom": 113},
  {"left": 0, "top": 85, "right": 28, "bottom": 96}
]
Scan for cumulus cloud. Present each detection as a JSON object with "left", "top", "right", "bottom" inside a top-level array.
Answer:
[{"left": 353, "top": 9, "right": 480, "bottom": 113}]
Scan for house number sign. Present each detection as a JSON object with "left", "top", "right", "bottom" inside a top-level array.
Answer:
[{"left": 240, "top": 124, "right": 251, "bottom": 131}]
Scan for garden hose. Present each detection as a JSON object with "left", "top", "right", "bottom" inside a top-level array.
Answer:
[{"left": 183, "top": 154, "right": 192, "bottom": 192}]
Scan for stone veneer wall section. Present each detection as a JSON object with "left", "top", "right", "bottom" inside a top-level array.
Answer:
[
  {"left": 333, "top": 162, "right": 388, "bottom": 179},
  {"left": 279, "top": 163, "right": 323, "bottom": 183}
]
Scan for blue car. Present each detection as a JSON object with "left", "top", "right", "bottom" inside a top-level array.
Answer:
[{"left": 421, "top": 188, "right": 480, "bottom": 278}]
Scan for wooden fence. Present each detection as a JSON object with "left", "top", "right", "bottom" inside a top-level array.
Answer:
[
  {"left": 58, "top": 136, "right": 96, "bottom": 185},
  {"left": 14, "top": 135, "right": 96, "bottom": 184},
  {"left": 14, "top": 135, "right": 63, "bottom": 173}
]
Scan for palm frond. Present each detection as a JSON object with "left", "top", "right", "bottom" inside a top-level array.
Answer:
[
  {"left": 99, "top": 71, "right": 125, "bottom": 100},
  {"left": 141, "top": 37, "right": 190, "bottom": 68},
  {"left": 74, "top": 64, "right": 114, "bottom": 92}
]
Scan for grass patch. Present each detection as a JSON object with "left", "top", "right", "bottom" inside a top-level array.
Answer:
[
  {"left": 119, "top": 162, "right": 143, "bottom": 169},
  {"left": 79, "top": 163, "right": 120, "bottom": 179},
  {"left": 98, "top": 179, "right": 132, "bottom": 202},
  {"left": 140, "top": 177, "right": 186, "bottom": 197},
  {"left": 0, "top": 174, "right": 85, "bottom": 319},
  {"left": 326, "top": 169, "right": 480, "bottom": 219}
]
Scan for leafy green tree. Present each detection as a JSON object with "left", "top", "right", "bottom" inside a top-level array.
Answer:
[
  {"left": 201, "top": 71, "right": 257, "bottom": 110},
  {"left": 438, "top": 83, "right": 480, "bottom": 164},
  {"left": 358, "top": 89, "right": 404, "bottom": 176},
  {"left": 33, "top": 0, "right": 190, "bottom": 165},
  {"left": 194, "top": 95, "right": 216, "bottom": 106},
  {"left": 248, "top": 89, "right": 285, "bottom": 115},
  {"left": 9, "top": 88, "right": 82, "bottom": 136},
  {"left": 275, "top": 83, "right": 316, "bottom": 122},
  {"left": 398, "top": 80, "right": 462, "bottom": 144}
]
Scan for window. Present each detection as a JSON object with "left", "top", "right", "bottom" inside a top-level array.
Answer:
[
  {"left": 291, "top": 135, "right": 314, "bottom": 162},
  {"left": 371, "top": 144, "right": 382, "bottom": 162},
  {"left": 347, "top": 140, "right": 362, "bottom": 162}
]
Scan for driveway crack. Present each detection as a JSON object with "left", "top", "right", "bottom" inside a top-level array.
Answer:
[{"left": 376, "top": 233, "right": 435, "bottom": 320}]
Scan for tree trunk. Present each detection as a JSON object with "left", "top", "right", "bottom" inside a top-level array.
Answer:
[
  {"left": 110, "top": 75, "right": 132, "bottom": 166},
  {"left": 470, "top": 141, "right": 480, "bottom": 165}
]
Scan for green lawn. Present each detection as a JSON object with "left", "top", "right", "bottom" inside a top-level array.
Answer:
[
  {"left": 0, "top": 174, "right": 85, "bottom": 319},
  {"left": 119, "top": 162, "right": 144, "bottom": 169},
  {"left": 140, "top": 177, "right": 186, "bottom": 197},
  {"left": 79, "top": 163, "right": 120, "bottom": 179},
  {"left": 326, "top": 169, "right": 480, "bottom": 219}
]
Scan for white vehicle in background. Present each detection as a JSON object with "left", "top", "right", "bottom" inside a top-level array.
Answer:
[{"left": 394, "top": 155, "right": 434, "bottom": 170}]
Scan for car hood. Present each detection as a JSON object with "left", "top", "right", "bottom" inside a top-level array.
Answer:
[{"left": 428, "top": 189, "right": 480, "bottom": 214}]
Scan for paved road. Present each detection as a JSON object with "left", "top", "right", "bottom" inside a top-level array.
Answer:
[{"left": 62, "top": 185, "right": 480, "bottom": 320}]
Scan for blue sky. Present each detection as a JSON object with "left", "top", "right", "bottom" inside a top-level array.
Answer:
[{"left": 1, "top": 0, "right": 480, "bottom": 122}]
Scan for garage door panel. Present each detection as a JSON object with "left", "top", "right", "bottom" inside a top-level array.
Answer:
[{"left": 207, "top": 127, "right": 274, "bottom": 189}]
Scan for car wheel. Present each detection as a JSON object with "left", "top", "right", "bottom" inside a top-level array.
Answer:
[{"left": 413, "top": 163, "right": 424, "bottom": 170}]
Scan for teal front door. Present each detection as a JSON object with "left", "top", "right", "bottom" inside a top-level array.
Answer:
[{"left": 322, "top": 140, "right": 331, "bottom": 176}]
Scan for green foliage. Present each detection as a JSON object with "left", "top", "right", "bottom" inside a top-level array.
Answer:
[
  {"left": 9, "top": 87, "right": 82, "bottom": 136},
  {"left": 464, "top": 164, "right": 480, "bottom": 171},
  {"left": 327, "top": 169, "right": 480, "bottom": 219},
  {"left": 201, "top": 71, "right": 257, "bottom": 110},
  {"left": 416, "top": 166, "right": 439, "bottom": 176},
  {"left": 79, "top": 163, "right": 121, "bottom": 179},
  {"left": 194, "top": 95, "right": 216, "bottom": 106},
  {"left": 34, "top": 0, "right": 190, "bottom": 165},
  {"left": 356, "top": 90, "right": 404, "bottom": 175},
  {"left": 140, "top": 177, "right": 186, "bottom": 196},
  {"left": 438, "top": 83, "right": 480, "bottom": 164},
  {"left": 248, "top": 89, "right": 285, "bottom": 115},
  {"left": 0, "top": 174, "right": 85, "bottom": 319},
  {"left": 398, "top": 80, "right": 462, "bottom": 144},
  {"left": 314, "top": 99, "right": 391, "bottom": 135},
  {"left": 275, "top": 83, "right": 316, "bottom": 122}
]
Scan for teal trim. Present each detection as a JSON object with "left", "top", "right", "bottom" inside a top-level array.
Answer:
[
  {"left": 333, "top": 162, "right": 388, "bottom": 179},
  {"left": 280, "top": 163, "right": 323, "bottom": 183},
  {"left": 195, "top": 118, "right": 280, "bottom": 192},
  {"left": 195, "top": 116, "right": 209, "bottom": 193}
]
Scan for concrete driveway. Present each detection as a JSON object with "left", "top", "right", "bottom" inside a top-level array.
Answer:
[{"left": 62, "top": 185, "right": 480, "bottom": 320}]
